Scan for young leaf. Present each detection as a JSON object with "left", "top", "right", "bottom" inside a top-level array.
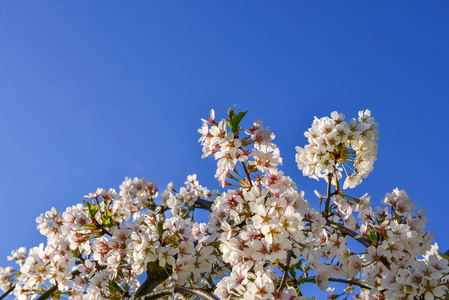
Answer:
[{"left": 223, "top": 105, "right": 249, "bottom": 134}]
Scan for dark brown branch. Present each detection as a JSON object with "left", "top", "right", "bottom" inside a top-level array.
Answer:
[
  {"left": 27, "top": 270, "right": 81, "bottom": 300},
  {"left": 142, "top": 287, "right": 219, "bottom": 300},
  {"left": 0, "top": 285, "right": 15, "bottom": 300},
  {"left": 35, "top": 285, "right": 58, "bottom": 300},
  {"left": 241, "top": 161, "right": 253, "bottom": 188},
  {"left": 130, "top": 261, "right": 171, "bottom": 300},
  {"left": 328, "top": 278, "right": 371, "bottom": 290},
  {"left": 101, "top": 228, "right": 113, "bottom": 237},
  {"left": 193, "top": 199, "right": 213, "bottom": 212},
  {"left": 323, "top": 173, "right": 333, "bottom": 218},
  {"left": 276, "top": 250, "right": 293, "bottom": 293},
  {"left": 326, "top": 220, "right": 391, "bottom": 270},
  {"left": 302, "top": 276, "right": 371, "bottom": 290},
  {"left": 326, "top": 220, "right": 371, "bottom": 248}
]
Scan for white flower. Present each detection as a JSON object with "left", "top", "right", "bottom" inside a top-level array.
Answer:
[
  {"left": 158, "top": 247, "right": 177, "bottom": 267},
  {"left": 296, "top": 110, "right": 378, "bottom": 189},
  {"left": 245, "top": 272, "right": 275, "bottom": 300}
]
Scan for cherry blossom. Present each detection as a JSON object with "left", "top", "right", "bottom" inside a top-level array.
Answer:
[{"left": 0, "top": 107, "right": 447, "bottom": 300}]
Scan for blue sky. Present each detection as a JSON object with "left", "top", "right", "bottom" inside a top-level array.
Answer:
[{"left": 0, "top": 1, "right": 448, "bottom": 298}]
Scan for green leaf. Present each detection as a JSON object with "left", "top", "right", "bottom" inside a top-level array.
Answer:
[
  {"left": 289, "top": 264, "right": 297, "bottom": 278},
  {"left": 108, "top": 280, "right": 121, "bottom": 294},
  {"left": 103, "top": 215, "right": 114, "bottom": 228},
  {"left": 222, "top": 105, "right": 249, "bottom": 134},
  {"left": 156, "top": 221, "right": 167, "bottom": 235},
  {"left": 231, "top": 110, "right": 248, "bottom": 131},
  {"left": 82, "top": 199, "right": 91, "bottom": 210},
  {"left": 82, "top": 199, "right": 101, "bottom": 219}
]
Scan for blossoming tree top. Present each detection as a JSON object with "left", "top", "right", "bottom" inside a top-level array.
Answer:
[{"left": 0, "top": 107, "right": 447, "bottom": 300}]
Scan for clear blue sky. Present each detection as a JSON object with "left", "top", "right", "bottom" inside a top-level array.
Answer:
[{"left": 0, "top": 1, "right": 448, "bottom": 297}]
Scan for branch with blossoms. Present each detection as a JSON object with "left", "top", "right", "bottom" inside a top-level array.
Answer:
[
  {"left": 0, "top": 106, "right": 448, "bottom": 300},
  {"left": 142, "top": 287, "right": 219, "bottom": 300}
]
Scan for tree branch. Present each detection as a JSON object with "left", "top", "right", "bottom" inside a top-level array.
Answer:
[
  {"left": 0, "top": 285, "right": 15, "bottom": 300},
  {"left": 35, "top": 286, "right": 58, "bottom": 300},
  {"left": 328, "top": 278, "right": 371, "bottom": 290},
  {"left": 302, "top": 276, "right": 371, "bottom": 290},
  {"left": 323, "top": 173, "right": 333, "bottom": 218},
  {"left": 22, "top": 270, "right": 81, "bottom": 300},
  {"left": 326, "top": 220, "right": 372, "bottom": 248},
  {"left": 326, "top": 220, "right": 391, "bottom": 270},
  {"left": 241, "top": 161, "right": 253, "bottom": 188},
  {"left": 276, "top": 250, "right": 292, "bottom": 293},
  {"left": 193, "top": 199, "right": 213, "bottom": 212},
  {"left": 142, "top": 287, "right": 219, "bottom": 300},
  {"left": 130, "top": 261, "right": 171, "bottom": 300}
]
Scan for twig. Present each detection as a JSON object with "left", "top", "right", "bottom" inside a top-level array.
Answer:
[
  {"left": 276, "top": 250, "right": 293, "bottom": 293},
  {"left": 301, "top": 276, "right": 371, "bottom": 290},
  {"left": 326, "top": 220, "right": 391, "bottom": 270},
  {"left": 142, "top": 287, "right": 219, "bottom": 300},
  {"left": 0, "top": 285, "right": 15, "bottom": 300},
  {"left": 35, "top": 286, "right": 58, "bottom": 300},
  {"left": 101, "top": 228, "right": 113, "bottom": 236},
  {"left": 18, "top": 270, "right": 82, "bottom": 300},
  {"left": 241, "top": 161, "right": 253, "bottom": 188},
  {"left": 328, "top": 278, "right": 371, "bottom": 290},
  {"left": 323, "top": 173, "right": 333, "bottom": 218},
  {"left": 326, "top": 220, "right": 372, "bottom": 248}
]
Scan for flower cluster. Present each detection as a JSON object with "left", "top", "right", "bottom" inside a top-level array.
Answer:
[
  {"left": 360, "top": 244, "right": 449, "bottom": 299},
  {"left": 211, "top": 172, "right": 311, "bottom": 300},
  {"left": 0, "top": 107, "right": 447, "bottom": 300},
  {"left": 198, "top": 109, "right": 281, "bottom": 187},
  {"left": 1, "top": 175, "right": 220, "bottom": 300},
  {"left": 295, "top": 110, "right": 379, "bottom": 189},
  {"left": 0, "top": 265, "right": 14, "bottom": 292},
  {"left": 161, "top": 174, "right": 216, "bottom": 217}
]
